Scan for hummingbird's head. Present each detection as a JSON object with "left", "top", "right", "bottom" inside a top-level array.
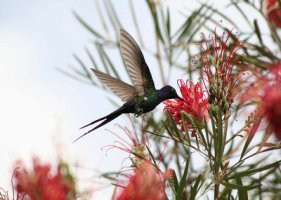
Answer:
[{"left": 160, "top": 85, "right": 184, "bottom": 102}]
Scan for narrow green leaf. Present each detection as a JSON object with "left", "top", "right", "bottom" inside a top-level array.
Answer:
[
  {"left": 145, "top": 145, "right": 158, "bottom": 167},
  {"left": 146, "top": 0, "right": 164, "bottom": 42},
  {"left": 104, "top": 0, "right": 120, "bottom": 33},
  {"left": 174, "top": 6, "right": 204, "bottom": 41},
  {"left": 129, "top": 0, "right": 144, "bottom": 47},
  {"left": 73, "top": 54, "right": 94, "bottom": 82},
  {"left": 240, "top": 116, "right": 262, "bottom": 160},
  {"left": 231, "top": 1, "right": 252, "bottom": 28},
  {"left": 166, "top": 7, "right": 171, "bottom": 39},
  {"left": 56, "top": 67, "right": 93, "bottom": 85},
  {"left": 236, "top": 177, "right": 248, "bottom": 200},
  {"left": 167, "top": 112, "right": 183, "bottom": 143},
  {"left": 95, "top": 42, "right": 111, "bottom": 75},
  {"left": 105, "top": 0, "right": 122, "bottom": 29},
  {"left": 220, "top": 181, "right": 259, "bottom": 190},
  {"left": 190, "top": 174, "right": 202, "bottom": 200},
  {"left": 229, "top": 160, "right": 281, "bottom": 179},
  {"left": 253, "top": 19, "right": 263, "bottom": 45},
  {"left": 95, "top": 0, "right": 109, "bottom": 33},
  {"left": 172, "top": 172, "right": 179, "bottom": 192},
  {"left": 176, "top": 157, "right": 189, "bottom": 200},
  {"left": 73, "top": 11, "right": 103, "bottom": 39},
  {"left": 98, "top": 45, "right": 120, "bottom": 79},
  {"left": 85, "top": 47, "right": 99, "bottom": 70}
]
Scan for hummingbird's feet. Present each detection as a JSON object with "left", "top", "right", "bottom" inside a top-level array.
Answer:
[{"left": 134, "top": 107, "right": 144, "bottom": 117}]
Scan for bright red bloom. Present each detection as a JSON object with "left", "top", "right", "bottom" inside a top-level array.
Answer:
[
  {"left": 164, "top": 79, "right": 209, "bottom": 133},
  {"left": 116, "top": 160, "right": 171, "bottom": 200},
  {"left": 14, "top": 157, "right": 75, "bottom": 200},
  {"left": 264, "top": 0, "right": 281, "bottom": 28},
  {"left": 197, "top": 25, "right": 244, "bottom": 108}
]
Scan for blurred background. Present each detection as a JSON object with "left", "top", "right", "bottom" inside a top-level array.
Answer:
[{"left": 0, "top": 0, "right": 268, "bottom": 199}]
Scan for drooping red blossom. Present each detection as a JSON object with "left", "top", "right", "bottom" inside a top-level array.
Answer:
[
  {"left": 115, "top": 160, "right": 172, "bottom": 200},
  {"left": 164, "top": 79, "right": 209, "bottom": 133},
  {"left": 263, "top": 0, "right": 281, "bottom": 28},
  {"left": 13, "top": 157, "right": 75, "bottom": 200}
]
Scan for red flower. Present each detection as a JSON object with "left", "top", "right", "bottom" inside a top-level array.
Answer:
[
  {"left": 240, "top": 62, "right": 281, "bottom": 140},
  {"left": 196, "top": 24, "right": 244, "bottom": 109},
  {"left": 164, "top": 79, "right": 209, "bottom": 133},
  {"left": 262, "top": 85, "right": 281, "bottom": 139},
  {"left": 14, "top": 157, "right": 75, "bottom": 200},
  {"left": 115, "top": 160, "right": 172, "bottom": 200},
  {"left": 264, "top": 0, "right": 281, "bottom": 28}
]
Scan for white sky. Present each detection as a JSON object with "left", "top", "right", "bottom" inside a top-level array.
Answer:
[{"left": 0, "top": 0, "right": 270, "bottom": 199}]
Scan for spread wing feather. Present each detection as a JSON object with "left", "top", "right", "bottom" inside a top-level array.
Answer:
[
  {"left": 120, "top": 29, "right": 155, "bottom": 96},
  {"left": 91, "top": 69, "right": 137, "bottom": 102}
]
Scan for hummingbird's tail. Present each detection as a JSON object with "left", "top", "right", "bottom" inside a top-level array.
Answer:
[{"left": 74, "top": 106, "right": 127, "bottom": 142}]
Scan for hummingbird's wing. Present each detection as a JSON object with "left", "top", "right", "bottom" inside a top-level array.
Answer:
[
  {"left": 91, "top": 69, "right": 137, "bottom": 102},
  {"left": 120, "top": 29, "right": 155, "bottom": 96}
]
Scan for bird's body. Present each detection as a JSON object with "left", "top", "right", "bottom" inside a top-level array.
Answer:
[{"left": 75, "top": 29, "right": 183, "bottom": 142}]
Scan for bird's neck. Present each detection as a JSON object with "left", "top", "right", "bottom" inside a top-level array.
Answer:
[{"left": 157, "top": 89, "right": 169, "bottom": 102}]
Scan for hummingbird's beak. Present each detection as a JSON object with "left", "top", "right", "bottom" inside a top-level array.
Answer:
[{"left": 176, "top": 95, "right": 185, "bottom": 102}]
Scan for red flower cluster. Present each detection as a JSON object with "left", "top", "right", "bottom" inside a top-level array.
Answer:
[
  {"left": 115, "top": 160, "right": 172, "bottom": 200},
  {"left": 198, "top": 25, "right": 244, "bottom": 108},
  {"left": 14, "top": 158, "right": 75, "bottom": 200},
  {"left": 264, "top": 0, "right": 281, "bottom": 28},
  {"left": 164, "top": 79, "right": 209, "bottom": 133}
]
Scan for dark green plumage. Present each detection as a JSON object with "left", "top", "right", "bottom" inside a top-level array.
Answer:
[{"left": 75, "top": 29, "right": 183, "bottom": 142}]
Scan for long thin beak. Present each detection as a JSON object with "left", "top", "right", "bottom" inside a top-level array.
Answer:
[{"left": 177, "top": 95, "right": 185, "bottom": 102}]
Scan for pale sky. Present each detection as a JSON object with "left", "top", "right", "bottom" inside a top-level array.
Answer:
[{"left": 0, "top": 0, "right": 268, "bottom": 199}]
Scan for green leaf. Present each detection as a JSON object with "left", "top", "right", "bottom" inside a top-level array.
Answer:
[
  {"left": 129, "top": 0, "right": 144, "bottom": 47},
  {"left": 104, "top": 0, "right": 122, "bottom": 33},
  {"left": 236, "top": 177, "right": 248, "bottom": 200},
  {"left": 220, "top": 181, "right": 259, "bottom": 191},
  {"left": 240, "top": 116, "right": 262, "bottom": 160},
  {"left": 166, "top": 112, "right": 183, "bottom": 143},
  {"left": 73, "top": 11, "right": 103, "bottom": 39},
  {"left": 176, "top": 157, "right": 189, "bottom": 200},
  {"left": 166, "top": 7, "right": 171, "bottom": 39},
  {"left": 229, "top": 160, "right": 281, "bottom": 179},
  {"left": 190, "top": 174, "right": 202, "bottom": 200},
  {"left": 254, "top": 19, "right": 263, "bottom": 45},
  {"left": 85, "top": 47, "right": 99, "bottom": 70},
  {"left": 146, "top": 0, "right": 164, "bottom": 43},
  {"left": 174, "top": 5, "right": 204, "bottom": 41},
  {"left": 73, "top": 54, "right": 94, "bottom": 83}
]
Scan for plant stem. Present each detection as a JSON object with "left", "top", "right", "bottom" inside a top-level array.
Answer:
[{"left": 214, "top": 106, "right": 224, "bottom": 199}]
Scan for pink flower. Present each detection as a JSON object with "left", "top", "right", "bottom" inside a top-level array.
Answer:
[
  {"left": 13, "top": 157, "right": 75, "bottom": 200},
  {"left": 115, "top": 160, "right": 172, "bottom": 200},
  {"left": 262, "top": 85, "right": 281, "bottom": 139},
  {"left": 164, "top": 79, "right": 209, "bottom": 134},
  {"left": 240, "top": 62, "right": 281, "bottom": 140},
  {"left": 261, "top": 63, "right": 281, "bottom": 139},
  {"left": 263, "top": 0, "right": 281, "bottom": 28}
]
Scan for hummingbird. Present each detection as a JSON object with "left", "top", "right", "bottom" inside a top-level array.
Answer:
[{"left": 75, "top": 29, "right": 183, "bottom": 142}]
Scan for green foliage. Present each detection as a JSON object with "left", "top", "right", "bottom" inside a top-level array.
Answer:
[{"left": 67, "top": 0, "right": 281, "bottom": 199}]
